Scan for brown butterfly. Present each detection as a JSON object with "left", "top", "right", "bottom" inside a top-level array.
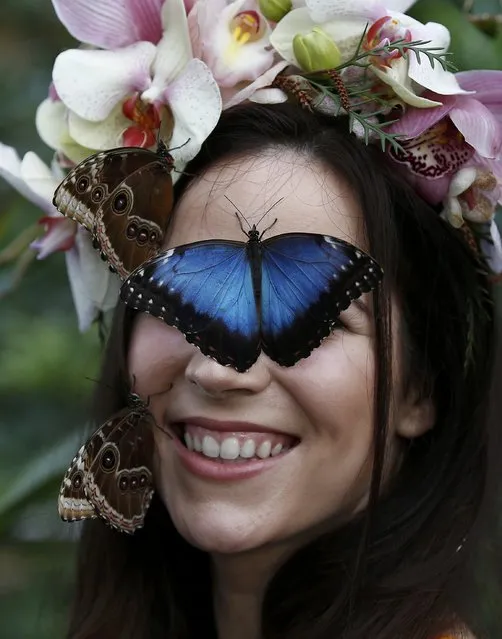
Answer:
[
  {"left": 53, "top": 142, "right": 175, "bottom": 279},
  {"left": 58, "top": 394, "right": 155, "bottom": 534}
]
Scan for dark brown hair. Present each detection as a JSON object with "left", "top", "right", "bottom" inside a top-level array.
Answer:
[{"left": 66, "top": 103, "right": 499, "bottom": 639}]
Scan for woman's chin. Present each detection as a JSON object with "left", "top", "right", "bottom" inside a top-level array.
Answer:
[{"left": 169, "top": 510, "right": 271, "bottom": 555}]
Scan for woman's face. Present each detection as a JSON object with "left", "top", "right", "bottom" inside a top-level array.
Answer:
[{"left": 128, "top": 151, "right": 428, "bottom": 554}]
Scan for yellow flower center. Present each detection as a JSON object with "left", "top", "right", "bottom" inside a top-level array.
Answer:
[{"left": 229, "top": 11, "right": 264, "bottom": 45}]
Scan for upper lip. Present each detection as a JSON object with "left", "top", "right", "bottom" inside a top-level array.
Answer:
[{"left": 169, "top": 416, "right": 298, "bottom": 438}]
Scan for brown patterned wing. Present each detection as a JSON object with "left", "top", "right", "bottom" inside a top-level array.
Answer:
[
  {"left": 83, "top": 408, "right": 156, "bottom": 534},
  {"left": 58, "top": 443, "right": 97, "bottom": 522},
  {"left": 53, "top": 145, "right": 174, "bottom": 279}
]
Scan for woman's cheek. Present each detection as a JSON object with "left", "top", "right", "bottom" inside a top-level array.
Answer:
[{"left": 128, "top": 314, "right": 190, "bottom": 397}]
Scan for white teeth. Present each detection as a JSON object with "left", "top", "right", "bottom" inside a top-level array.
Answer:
[
  {"left": 220, "top": 437, "right": 240, "bottom": 460},
  {"left": 202, "top": 435, "right": 220, "bottom": 458},
  {"left": 240, "top": 439, "right": 256, "bottom": 458},
  {"left": 183, "top": 428, "right": 291, "bottom": 461},
  {"left": 184, "top": 431, "right": 193, "bottom": 451},
  {"left": 257, "top": 441, "right": 272, "bottom": 459}
]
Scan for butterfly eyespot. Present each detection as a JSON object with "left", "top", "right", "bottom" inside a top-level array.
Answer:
[
  {"left": 76, "top": 176, "right": 90, "bottom": 193},
  {"left": 100, "top": 448, "right": 117, "bottom": 471},
  {"left": 119, "top": 476, "right": 129, "bottom": 491},
  {"left": 91, "top": 186, "right": 105, "bottom": 202},
  {"left": 126, "top": 223, "right": 138, "bottom": 239},
  {"left": 139, "top": 474, "right": 149, "bottom": 488},
  {"left": 100, "top": 251, "right": 108, "bottom": 261},
  {"left": 149, "top": 231, "right": 158, "bottom": 244},
  {"left": 130, "top": 475, "right": 139, "bottom": 490},
  {"left": 137, "top": 229, "right": 149, "bottom": 245},
  {"left": 72, "top": 472, "right": 83, "bottom": 489},
  {"left": 112, "top": 191, "right": 129, "bottom": 214},
  {"left": 108, "top": 265, "right": 116, "bottom": 274},
  {"left": 92, "top": 237, "right": 101, "bottom": 250}
]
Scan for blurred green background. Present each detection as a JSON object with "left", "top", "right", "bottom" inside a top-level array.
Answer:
[{"left": 0, "top": 1, "right": 501, "bottom": 638}]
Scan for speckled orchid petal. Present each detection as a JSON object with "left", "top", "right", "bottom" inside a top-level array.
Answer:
[
  {"left": 163, "top": 58, "right": 222, "bottom": 165},
  {"left": 304, "top": 0, "right": 415, "bottom": 22},
  {"left": 201, "top": 0, "right": 274, "bottom": 88},
  {"left": 53, "top": 42, "right": 157, "bottom": 122},
  {"left": 51, "top": 0, "right": 164, "bottom": 49},
  {"left": 65, "top": 229, "right": 121, "bottom": 332},
  {"left": 270, "top": 8, "right": 367, "bottom": 65},
  {"left": 224, "top": 61, "right": 288, "bottom": 108},
  {"left": 449, "top": 97, "right": 502, "bottom": 159},
  {"left": 68, "top": 104, "right": 131, "bottom": 150},
  {"left": 0, "top": 144, "right": 55, "bottom": 214},
  {"left": 142, "top": 0, "right": 192, "bottom": 103}
]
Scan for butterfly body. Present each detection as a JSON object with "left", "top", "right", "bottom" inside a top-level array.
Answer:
[
  {"left": 53, "top": 143, "right": 174, "bottom": 279},
  {"left": 58, "top": 396, "right": 155, "bottom": 534},
  {"left": 121, "top": 229, "right": 383, "bottom": 372}
]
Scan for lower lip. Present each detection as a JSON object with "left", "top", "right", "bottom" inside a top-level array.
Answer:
[{"left": 171, "top": 436, "right": 292, "bottom": 481}]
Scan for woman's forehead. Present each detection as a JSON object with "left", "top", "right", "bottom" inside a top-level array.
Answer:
[{"left": 165, "top": 153, "right": 367, "bottom": 248}]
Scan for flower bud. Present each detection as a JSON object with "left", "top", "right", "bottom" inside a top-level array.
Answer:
[
  {"left": 258, "top": 0, "right": 291, "bottom": 23},
  {"left": 293, "top": 28, "right": 341, "bottom": 73}
]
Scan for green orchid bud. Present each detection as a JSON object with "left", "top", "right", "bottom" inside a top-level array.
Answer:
[
  {"left": 258, "top": 0, "right": 292, "bottom": 22},
  {"left": 293, "top": 28, "right": 342, "bottom": 73}
]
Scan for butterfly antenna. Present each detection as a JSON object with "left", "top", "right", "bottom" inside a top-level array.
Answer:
[{"left": 167, "top": 138, "right": 191, "bottom": 154}]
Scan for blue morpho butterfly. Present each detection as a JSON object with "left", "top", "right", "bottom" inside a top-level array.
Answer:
[{"left": 120, "top": 213, "right": 383, "bottom": 373}]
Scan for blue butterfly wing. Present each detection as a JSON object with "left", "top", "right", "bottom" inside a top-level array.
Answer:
[
  {"left": 120, "top": 240, "right": 261, "bottom": 372},
  {"left": 260, "top": 234, "right": 383, "bottom": 366}
]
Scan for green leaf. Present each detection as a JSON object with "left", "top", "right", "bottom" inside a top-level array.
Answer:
[{"left": 409, "top": 0, "right": 502, "bottom": 70}]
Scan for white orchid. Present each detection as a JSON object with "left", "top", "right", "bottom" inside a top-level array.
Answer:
[
  {"left": 270, "top": 0, "right": 470, "bottom": 108},
  {"left": 188, "top": 0, "right": 275, "bottom": 89},
  {"left": 0, "top": 142, "right": 119, "bottom": 331},
  {"left": 51, "top": 0, "right": 222, "bottom": 166}
]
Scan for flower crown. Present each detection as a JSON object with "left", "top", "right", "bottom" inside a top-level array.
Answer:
[{"left": 1, "top": 0, "right": 501, "bottom": 331}]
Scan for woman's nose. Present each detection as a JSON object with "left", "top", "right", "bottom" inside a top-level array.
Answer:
[{"left": 185, "top": 350, "right": 271, "bottom": 397}]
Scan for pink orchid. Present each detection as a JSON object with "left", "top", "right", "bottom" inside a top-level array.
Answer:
[
  {"left": 0, "top": 142, "right": 120, "bottom": 330},
  {"left": 189, "top": 0, "right": 275, "bottom": 90},
  {"left": 52, "top": 0, "right": 222, "bottom": 166},
  {"left": 387, "top": 70, "right": 502, "bottom": 205},
  {"left": 51, "top": 0, "right": 165, "bottom": 49}
]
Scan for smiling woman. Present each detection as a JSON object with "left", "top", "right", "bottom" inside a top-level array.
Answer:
[{"left": 64, "top": 103, "right": 499, "bottom": 639}]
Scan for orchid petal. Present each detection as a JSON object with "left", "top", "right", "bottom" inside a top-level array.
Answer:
[
  {"left": 305, "top": 0, "right": 415, "bottom": 22},
  {"left": 200, "top": 0, "right": 274, "bottom": 87},
  {"left": 372, "top": 59, "right": 443, "bottom": 108},
  {"left": 163, "top": 59, "right": 222, "bottom": 166},
  {"left": 53, "top": 43, "right": 156, "bottom": 122},
  {"left": 387, "top": 96, "right": 455, "bottom": 137},
  {"left": 249, "top": 88, "right": 289, "bottom": 104},
  {"left": 0, "top": 144, "right": 54, "bottom": 214},
  {"left": 224, "top": 61, "right": 289, "bottom": 108},
  {"left": 447, "top": 167, "right": 477, "bottom": 197},
  {"left": 270, "top": 8, "right": 367, "bottom": 65},
  {"left": 145, "top": 0, "right": 192, "bottom": 101},
  {"left": 65, "top": 230, "right": 121, "bottom": 332},
  {"left": 481, "top": 220, "right": 502, "bottom": 274},
  {"left": 51, "top": 0, "right": 162, "bottom": 49},
  {"left": 20, "top": 153, "right": 60, "bottom": 204},
  {"left": 126, "top": 0, "right": 164, "bottom": 43},
  {"left": 32, "top": 216, "right": 76, "bottom": 259},
  {"left": 455, "top": 71, "right": 502, "bottom": 122},
  {"left": 68, "top": 104, "right": 131, "bottom": 150},
  {"left": 449, "top": 98, "right": 502, "bottom": 159}
]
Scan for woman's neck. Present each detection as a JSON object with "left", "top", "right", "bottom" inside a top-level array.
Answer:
[{"left": 211, "top": 544, "right": 291, "bottom": 639}]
